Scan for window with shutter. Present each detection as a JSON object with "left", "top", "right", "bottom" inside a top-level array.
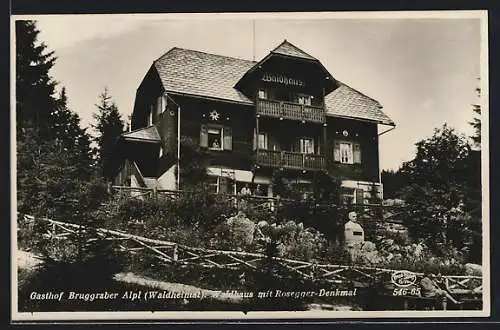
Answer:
[
  {"left": 208, "top": 127, "right": 222, "bottom": 150},
  {"left": 353, "top": 143, "right": 362, "bottom": 164},
  {"left": 335, "top": 140, "right": 357, "bottom": 164},
  {"left": 200, "top": 124, "right": 208, "bottom": 147}
]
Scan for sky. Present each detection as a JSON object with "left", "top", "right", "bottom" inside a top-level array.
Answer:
[{"left": 15, "top": 12, "right": 486, "bottom": 171}]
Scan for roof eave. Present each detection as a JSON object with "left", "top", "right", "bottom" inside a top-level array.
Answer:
[
  {"left": 165, "top": 90, "right": 254, "bottom": 106},
  {"left": 121, "top": 137, "right": 161, "bottom": 144},
  {"left": 325, "top": 113, "right": 395, "bottom": 126}
]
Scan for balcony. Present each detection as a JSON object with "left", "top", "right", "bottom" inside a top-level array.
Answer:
[
  {"left": 256, "top": 149, "right": 325, "bottom": 171},
  {"left": 256, "top": 99, "right": 325, "bottom": 124}
]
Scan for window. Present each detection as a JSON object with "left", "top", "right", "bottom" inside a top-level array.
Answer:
[
  {"left": 258, "top": 89, "right": 268, "bottom": 100},
  {"left": 200, "top": 124, "right": 232, "bottom": 150},
  {"left": 297, "top": 94, "right": 312, "bottom": 106},
  {"left": 355, "top": 188, "right": 365, "bottom": 204},
  {"left": 299, "top": 137, "right": 315, "bottom": 154},
  {"left": 258, "top": 133, "right": 268, "bottom": 150},
  {"left": 206, "top": 176, "right": 219, "bottom": 193},
  {"left": 340, "top": 142, "right": 353, "bottom": 164},
  {"left": 208, "top": 127, "right": 222, "bottom": 150},
  {"left": 334, "top": 141, "right": 361, "bottom": 164},
  {"left": 341, "top": 187, "right": 355, "bottom": 204}
]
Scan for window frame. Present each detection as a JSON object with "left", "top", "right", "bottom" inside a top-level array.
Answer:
[
  {"left": 207, "top": 126, "right": 223, "bottom": 150},
  {"left": 257, "top": 132, "right": 268, "bottom": 150},
  {"left": 299, "top": 137, "right": 315, "bottom": 154},
  {"left": 339, "top": 140, "right": 354, "bottom": 164},
  {"left": 201, "top": 123, "right": 232, "bottom": 151},
  {"left": 206, "top": 176, "right": 219, "bottom": 193},
  {"left": 258, "top": 89, "right": 268, "bottom": 100},
  {"left": 297, "top": 93, "right": 312, "bottom": 106}
]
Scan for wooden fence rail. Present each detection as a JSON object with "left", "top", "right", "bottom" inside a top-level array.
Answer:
[{"left": 17, "top": 213, "right": 482, "bottom": 300}]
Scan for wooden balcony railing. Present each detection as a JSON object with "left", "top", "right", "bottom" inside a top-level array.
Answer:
[
  {"left": 256, "top": 149, "right": 325, "bottom": 171},
  {"left": 256, "top": 99, "right": 325, "bottom": 124}
]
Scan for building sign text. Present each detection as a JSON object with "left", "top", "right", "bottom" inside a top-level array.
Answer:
[{"left": 261, "top": 73, "right": 305, "bottom": 87}]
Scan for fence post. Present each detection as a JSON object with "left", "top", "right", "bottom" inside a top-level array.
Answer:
[
  {"left": 173, "top": 244, "right": 178, "bottom": 261},
  {"left": 442, "top": 296, "right": 447, "bottom": 310}
]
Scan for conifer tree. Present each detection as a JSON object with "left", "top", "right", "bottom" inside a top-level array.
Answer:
[
  {"left": 470, "top": 86, "right": 481, "bottom": 149},
  {"left": 50, "top": 87, "right": 94, "bottom": 179},
  {"left": 92, "top": 88, "right": 125, "bottom": 182},
  {"left": 16, "top": 21, "right": 95, "bottom": 216},
  {"left": 15, "top": 20, "right": 57, "bottom": 134}
]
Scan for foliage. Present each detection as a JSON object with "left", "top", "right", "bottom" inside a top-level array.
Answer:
[
  {"left": 16, "top": 20, "right": 96, "bottom": 219},
  {"left": 381, "top": 169, "right": 410, "bottom": 199},
  {"left": 266, "top": 220, "right": 327, "bottom": 262},
  {"left": 311, "top": 171, "right": 342, "bottom": 204},
  {"left": 396, "top": 124, "right": 480, "bottom": 260},
  {"left": 15, "top": 20, "right": 57, "bottom": 133},
  {"left": 92, "top": 88, "right": 125, "bottom": 181},
  {"left": 17, "top": 130, "right": 99, "bottom": 220},
  {"left": 470, "top": 86, "right": 481, "bottom": 149},
  {"left": 178, "top": 135, "right": 210, "bottom": 189},
  {"left": 18, "top": 183, "right": 124, "bottom": 311},
  {"left": 49, "top": 87, "right": 94, "bottom": 179}
]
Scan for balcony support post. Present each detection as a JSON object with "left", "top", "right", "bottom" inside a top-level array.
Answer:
[
  {"left": 322, "top": 124, "right": 328, "bottom": 158},
  {"left": 256, "top": 115, "right": 260, "bottom": 152}
]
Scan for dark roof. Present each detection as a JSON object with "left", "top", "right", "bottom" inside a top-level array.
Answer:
[
  {"left": 325, "top": 84, "right": 394, "bottom": 125},
  {"left": 121, "top": 126, "right": 161, "bottom": 142},
  {"left": 152, "top": 42, "right": 394, "bottom": 125},
  {"left": 154, "top": 48, "right": 255, "bottom": 105},
  {"left": 270, "top": 40, "right": 317, "bottom": 61}
]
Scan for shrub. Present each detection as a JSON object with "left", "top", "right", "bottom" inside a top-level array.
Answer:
[{"left": 258, "top": 220, "right": 328, "bottom": 262}]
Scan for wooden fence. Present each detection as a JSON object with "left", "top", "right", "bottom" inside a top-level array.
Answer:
[{"left": 18, "top": 213, "right": 482, "bottom": 299}]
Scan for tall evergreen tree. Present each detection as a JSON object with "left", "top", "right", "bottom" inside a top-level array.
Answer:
[
  {"left": 466, "top": 84, "right": 482, "bottom": 262},
  {"left": 16, "top": 20, "right": 95, "bottom": 217},
  {"left": 15, "top": 20, "right": 57, "bottom": 133},
  {"left": 50, "top": 87, "right": 94, "bottom": 180},
  {"left": 470, "top": 86, "right": 481, "bottom": 149},
  {"left": 92, "top": 88, "right": 125, "bottom": 182}
]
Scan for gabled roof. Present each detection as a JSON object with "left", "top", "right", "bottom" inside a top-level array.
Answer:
[
  {"left": 325, "top": 84, "right": 394, "bottom": 126},
  {"left": 150, "top": 43, "right": 394, "bottom": 125},
  {"left": 121, "top": 126, "right": 161, "bottom": 142},
  {"left": 154, "top": 48, "right": 255, "bottom": 105},
  {"left": 270, "top": 40, "right": 317, "bottom": 61}
]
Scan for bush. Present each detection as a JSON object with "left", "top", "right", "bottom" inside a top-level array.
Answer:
[{"left": 258, "top": 220, "right": 328, "bottom": 262}]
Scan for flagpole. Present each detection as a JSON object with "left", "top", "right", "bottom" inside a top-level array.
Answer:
[{"left": 252, "top": 20, "right": 256, "bottom": 62}]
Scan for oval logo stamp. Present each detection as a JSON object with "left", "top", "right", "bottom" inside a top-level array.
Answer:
[{"left": 391, "top": 270, "right": 417, "bottom": 287}]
